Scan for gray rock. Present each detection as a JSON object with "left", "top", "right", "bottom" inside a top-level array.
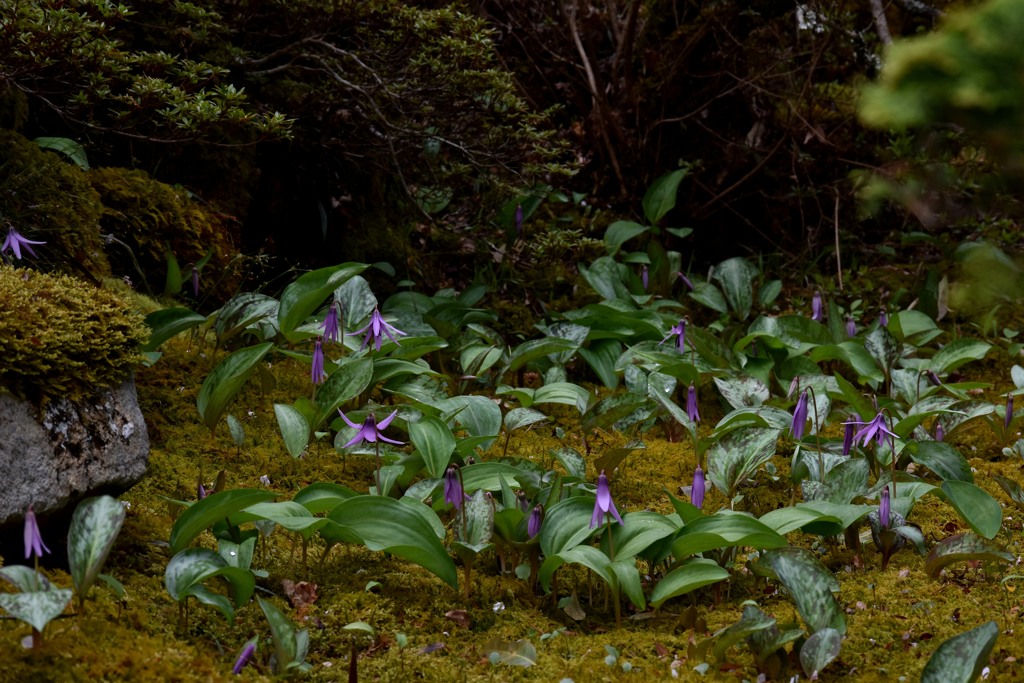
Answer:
[{"left": 0, "top": 379, "right": 149, "bottom": 525}]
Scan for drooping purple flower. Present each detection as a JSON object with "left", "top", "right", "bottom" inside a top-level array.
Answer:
[
  {"left": 790, "top": 390, "right": 809, "bottom": 441},
  {"left": 1006, "top": 394, "right": 1015, "bottom": 432},
  {"left": 677, "top": 272, "right": 694, "bottom": 290},
  {"left": 514, "top": 203, "right": 524, "bottom": 239},
  {"left": 311, "top": 339, "right": 327, "bottom": 385},
  {"left": 842, "top": 413, "right": 859, "bottom": 455},
  {"left": 516, "top": 489, "right": 530, "bottom": 512},
  {"left": 197, "top": 481, "right": 207, "bottom": 500},
  {"left": 528, "top": 504, "right": 543, "bottom": 539},
  {"left": 927, "top": 371, "right": 942, "bottom": 386},
  {"left": 191, "top": 266, "right": 200, "bottom": 298},
  {"left": 2, "top": 227, "right": 45, "bottom": 260},
  {"left": 660, "top": 319, "right": 687, "bottom": 352},
  {"left": 353, "top": 307, "right": 406, "bottom": 352},
  {"left": 690, "top": 466, "right": 705, "bottom": 509},
  {"left": 846, "top": 316, "right": 857, "bottom": 338},
  {"left": 850, "top": 411, "right": 898, "bottom": 448},
  {"left": 879, "top": 485, "right": 891, "bottom": 531},
  {"left": 232, "top": 638, "right": 257, "bottom": 675},
  {"left": 935, "top": 422, "right": 944, "bottom": 442},
  {"left": 641, "top": 264, "right": 649, "bottom": 290},
  {"left": 23, "top": 504, "right": 50, "bottom": 560},
  {"left": 338, "top": 409, "right": 403, "bottom": 447},
  {"left": 321, "top": 302, "right": 342, "bottom": 344},
  {"left": 590, "top": 470, "right": 625, "bottom": 528},
  {"left": 879, "top": 308, "right": 889, "bottom": 327},
  {"left": 443, "top": 465, "right": 470, "bottom": 510},
  {"left": 811, "top": 292, "right": 824, "bottom": 322},
  {"left": 687, "top": 383, "right": 700, "bottom": 423}
]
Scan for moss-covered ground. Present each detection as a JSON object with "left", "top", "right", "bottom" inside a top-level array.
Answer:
[{"left": 3, "top": 309, "right": 1024, "bottom": 682}]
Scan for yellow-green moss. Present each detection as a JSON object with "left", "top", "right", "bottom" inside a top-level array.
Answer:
[
  {"left": 0, "top": 130, "right": 109, "bottom": 279},
  {"left": 89, "top": 167, "right": 243, "bottom": 302},
  {"left": 0, "top": 266, "right": 148, "bottom": 402}
]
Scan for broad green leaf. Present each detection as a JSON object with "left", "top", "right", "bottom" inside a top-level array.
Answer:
[
  {"left": 925, "top": 533, "right": 1013, "bottom": 578},
  {"left": 706, "top": 427, "right": 780, "bottom": 498},
  {"left": 504, "top": 407, "right": 548, "bottom": 432},
  {"left": 921, "top": 621, "right": 998, "bottom": 683},
  {"left": 34, "top": 136, "right": 89, "bottom": 169},
  {"left": 604, "top": 220, "right": 649, "bottom": 254},
  {"left": 578, "top": 339, "right": 622, "bottom": 389},
  {"left": 164, "top": 547, "right": 255, "bottom": 609},
  {"left": 539, "top": 546, "right": 628, "bottom": 604},
  {"left": 609, "top": 558, "right": 646, "bottom": 610},
  {"left": 410, "top": 415, "right": 456, "bottom": 479},
  {"left": 170, "top": 488, "right": 277, "bottom": 554},
  {"left": 938, "top": 480, "right": 1002, "bottom": 539},
  {"left": 810, "top": 343, "right": 885, "bottom": 384},
  {"left": 196, "top": 342, "right": 274, "bottom": 432},
  {"left": 688, "top": 281, "right": 728, "bottom": 314},
  {"left": 540, "top": 496, "right": 599, "bottom": 556},
  {"left": 0, "top": 589, "right": 72, "bottom": 632},
  {"left": 643, "top": 168, "right": 688, "bottom": 225},
  {"left": 456, "top": 490, "right": 494, "bottom": 547},
  {"left": 213, "top": 293, "right": 279, "bottom": 344},
  {"left": 508, "top": 338, "right": 579, "bottom": 372},
  {"left": 800, "top": 628, "right": 843, "bottom": 680},
  {"left": 594, "top": 439, "right": 646, "bottom": 474},
  {"left": 533, "top": 382, "right": 592, "bottom": 413},
  {"left": 275, "top": 404, "right": 310, "bottom": 459},
  {"left": 226, "top": 414, "right": 245, "bottom": 447},
  {"left": 550, "top": 447, "right": 587, "bottom": 480},
  {"left": 278, "top": 263, "right": 368, "bottom": 342},
  {"left": 438, "top": 395, "right": 502, "bottom": 451},
  {"left": 259, "top": 597, "right": 310, "bottom": 674},
  {"left": 68, "top": 496, "right": 126, "bottom": 604},
  {"left": 672, "top": 511, "right": 787, "bottom": 558},
  {"left": 459, "top": 462, "right": 527, "bottom": 492},
  {"left": 312, "top": 357, "right": 374, "bottom": 427},
  {"left": 759, "top": 506, "right": 843, "bottom": 536},
  {"left": 929, "top": 338, "right": 992, "bottom": 375},
  {"left": 578, "top": 256, "right": 632, "bottom": 301},
  {"left": 608, "top": 511, "right": 678, "bottom": 559},
  {"left": 0, "top": 566, "right": 50, "bottom": 592},
  {"left": 294, "top": 482, "right": 358, "bottom": 514},
  {"left": 993, "top": 474, "right": 1024, "bottom": 506},
  {"left": 142, "top": 308, "right": 205, "bottom": 352},
  {"left": 240, "top": 501, "right": 328, "bottom": 538},
  {"left": 865, "top": 327, "right": 900, "bottom": 373},
  {"left": 892, "top": 310, "right": 940, "bottom": 343},
  {"left": 714, "top": 376, "right": 770, "bottom": 410},
  {"left": 650, "top": 558, "right": 729, "bottom": 608},
  {"left": 905, "top": 441, "right": 972, "bottom": 482},
  {"left": 324, "top": 496, "right": 458, "bottom": 589},
  {"left": 713, "top": 257, "right": 756, "bottom": 319},
  {"left": 760, "top": 547, "right": 845, "bottom": 635}
]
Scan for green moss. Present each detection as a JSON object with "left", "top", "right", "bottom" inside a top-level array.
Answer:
[
  {"left": 0, "top": 266, "right": 148, "bottom": 402},
  {"left": 0, "top": 130, "right": 109, "bottom": 279},
  {"left": 89, "top": 167, "right": 244, "bottom": 302}
]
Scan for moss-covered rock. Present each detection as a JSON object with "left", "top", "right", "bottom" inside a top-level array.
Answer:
[
  {"left": 0, "top": 266, "right": 148, "bottom": 402},
  {"left": 89, "top": 167, "right": 244, "bottom": 303},
  {"left": 0, "top": 130, "right": 109, "bottom": 279}
]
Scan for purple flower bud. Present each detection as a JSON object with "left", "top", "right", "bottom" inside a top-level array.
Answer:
[
  {"left": 443, "top": 465, "right": 470, "bottom": 510},
  {"left": 842, "top": 414, "right": 859, "bottom": 455},
  {"left": 321, "top": 302, "right": 341, "bottom": 344},
  {"left": 198, "top": 482, "right": 207, "bottom": 500},
  {"left": 677, "top": 272, "right": 694, "bottom": 290},
  {"left": 23, "top": 504, "right": 50, "bottom": 560},
  {"left": 233, "top": 639, "right": 257, "bottom": 675},
  {"left": 790, "top": 391, "right": 809, "bottom": 441},
  {"left": 690, "top": 466, "right": 705, "bottom": 509},
  {"left": 528, "top": 505, "right": 543, "bottom": 539},
  {"left": 515, "top": 204, "right": 524, "bottom": 238},
  {"left": 516, "top": 489, "right": 529, "bottom": 512},
  {"left": 191, "top": 266, "right": 200, "bottom": 298},
  {"left": 927, "top": 371, "right": 942, "bottom": 386},
  {"left": 935, "top": 422, "right": 944, "bottom": 442},
  {"left": 1006, "top": 394, "right": 1015, "bottom": 432},
  {"left": 687, "top": 383, "right": 700, "bottom": 423},
  {"left": 311, "top": 339, "right": 327, "bottom": 385},
  {"left": 811, "top": 292, "right": 824, "bottom": 322},
  {"left": 879, "top": 485, "right": 891, "bottom": 531},
  {"left": 590, "top": 470, "right": 625, "bottom": 528},
  {"left": 879, "top": 308, "right": 889, "bottom": 327},
  {"left": 641, "top": 265, "right": 649, "bottom": 291},
  {"left": 846, "top": 316, "right": 857, "bottom": 338}
]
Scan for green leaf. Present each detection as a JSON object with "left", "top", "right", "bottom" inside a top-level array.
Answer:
[
  {"left": 643, "top": 168, "right": 688, "bottom": 225},
  {"left": 578, "top": 339, "right": 622, "bottom": 390},
  {"left": 142, "top": 308, "right": 206, "bottom": 352},
  {"left": 486, "top": 639, "right": 538, "bottom": 667},
  {"left": 214, "top": 293, "right": 279, "bottom": 344},
  {"left": 0, "top": 589, "right": 72, "bottom": 632},
  {"left": 550, "top": 447, "right": 587, "bottom": 480},
  {"left": 688, "top": 281, "right": 729, "bottom": 314},
  {"left": 921, "top": 621, "right": 998, "bottom": 683},
  {"left": 241, "top": 501, "right": 329, "bottom": 538},
  {"left": 713, "top": 257, "right": 756, "bottom": 319},
  {"left": 800, "top": 628, "right": 843, "bottom": 680},
  {"left": 196, "top": 342, "right": 274, "bottom": 432},
  {"left": 34, "top": 136, "right": 89, "bottom": 169},
  {"left": 650, "top": 558, "right": 730, "bottom": 608},
  {"left": 438, "top": 395, "right": 502, "bottom": 451},
  {"left": 504, "top": 407, "right": 548, "bottom": 432},
  {"left": 277, "top": 263, "right": 369, "bottom": 342},
  {"left": 226, "top": 414, "right": 245, "bottom": 447},
  {"left": 164, "top": 547, "right": 255, "bottom": 610},
  {"left": 604, "top": 220, "right": 649, "bottom": 255},
  {"left": 713, "top": 376, "right": 770, "bottom": 410},
  {"left": 508, "top": 337, "right": 579, "bottom": 372},
  {"left": 759, "top": 546, "right": 845, "bottom": 635},
  {"left": 672, "top": 511, "right": 787, "bottom": 558},
  {"left": 313, "top": 357, "right": 373, "bottom": 427},
  {"left": 68, "top": 496, "right": 126, "bottom": 604},
  {"left": 759, "top": 280, "right": 782, "bottom": 307},
  {"left": 810, "top": 343, "right": 885, "bottom": 384},
  {"left": 410, "top": 415, "right": 456, "bottom": 479},
  {"left": 929, "top": 338, "right": 992, "bottom": 375},
  {"left": 608, "top": 511, "right": 678, "bottom": 559},
  {"left": 275, "top": 404, "right": 310, "bottom": 459},
  {"left": 540, "top": 496, "right": 599, "bottom": 556},
  {"left": 578, "top": 256, "right": 632, "bottom": 301},
  {"left": 905, "top": 441, "right": 972, "bottom": 482},
  {"left": 938, "top": 481, "right": 1002, "bottom": 539},
  {"left": 706, "top": 427, "right": 780, "bottom": 498},
  {"left": 456, "top": 490, "right": 494, "bottom": 547},
  {"left": 533, "top": 382, "right": 593, "bottom": 413},
  {"left": 259, "top": 597, "right": 309, "bottom": 674},
  {"left": 713, "top": 604, "right": 779, "bottom": 660},
  {"left": 170, "top": 488, "right": 277, "bottom": 554},
  {"left": 293, "top": 482, "right": 358, "bottom": 514},
  {"left": 925, "top": 533, "right": 1013, "bottom": 578},
  {"left": 323, "top": 496, "right": 458, "bottom": 589}
]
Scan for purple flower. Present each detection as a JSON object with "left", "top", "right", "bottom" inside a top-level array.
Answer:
[
  {"left": 443, "top": 465, "right": 470, "bottom": 510},
  {"left": 849, "top": 411, "right": 898, "bottom": 448},
  {"left": 879, "top": 308, "right": 889, "bottom": 327},
  {"left": 338, "top": 409, "right": 403, "bottom": 448},
  {"left": 590, "top": 470, "right": 625, "bottom": 528},
  {"left": 1006, "top": 394, "right": 1015, "bottom": 432},
  {"left": 23, "top": 504, "right": 50, "bottom": 560},
  {"left": 660, "top": 319, "right": 687, "bottom": 352},
  {"left": 811, "top": 292, "right": 824, "bottom": 322},
  {"left": 2, "top": 227, "right": 45, "bottom": 260},
  {"left": 353, "top": 307, "right": 406, "bottom": 352},
  {"left": 846, "top": 316, "right": 857, "bottom": 338},
  {"left": 677, "top": 272, "right": 694, "bottom": 290},
  {"left": 233, "top": 638, "right": 257, "bottom": 675},
  {"left": 842, "top": 413, "right": 859, "bottom": 455},
  {"left": 641, "top": 264, "right": 649, "bottom": 290},
  {"left": 191, "top": 266, "right": 200, "bottom": 298},
  {"left": 311, "top": 339, "right": 327, "bottom": 385},
  {"left": 790, "top": 391, "right": 809, "bottom": 441},
  {"left": 879, "top": 485, "right": 891, "bottom": 531},
  {"left": 935, "top": 422, "right": 944, "bottom": 442},
  {"left": 515, "top": 203, "right": 524, "bottom": 238},
  {"left": 197, "top": 481, "right": 207, "bottom": 500},
  {"left": 690, "top": 466, "right": 705, "bottom": 509},
  {"left": 687, "top": 383, "right": 700, "bottom": 423},
  {"left": 321, "top": 302, "right": 342, "bottom": 344},
  {"left": 528, "top": 504, "right": 543, "bottom": 539},
  {"left": 927, "top": 371, "right": 942, "bottom": 386}
]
